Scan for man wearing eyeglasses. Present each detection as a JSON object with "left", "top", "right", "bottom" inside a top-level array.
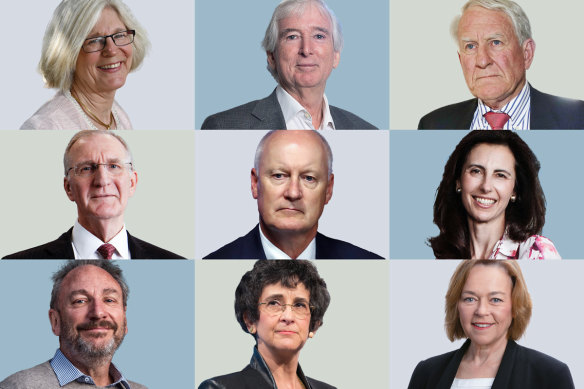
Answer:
[{"left": 3, "top": 131, "right": 183, "bottom": 259}]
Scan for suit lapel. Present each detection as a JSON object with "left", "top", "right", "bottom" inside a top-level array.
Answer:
[
  {"left": 250, "top": 226, "right": 268, "bottom": 259},
  {"left": 47, "top": 228, "right": 75, "bottom": 259},
  {"left": 491, "top": 340, "right": 517, "bottom": 389},
  {"left": 251, "top": 89, "right": 287, "bottom": 128},
  {"left": 529, "top": 85, "right": 556, "bottom": 129},
  {"left": 436, "top": 340, "right": 469, "bottom": 389}
]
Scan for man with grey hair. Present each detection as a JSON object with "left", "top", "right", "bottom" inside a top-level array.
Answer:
[
  {"left": 3, "top": 130, "right": 183, "bottom": 259},
  {"left": 205, "top": 130, "right": 382, "bottom": 259},
  {"left": 0, "top": 261, "right": 147, "bottom": 388},
  {"left": 201, "top": 0, "right": 376, "bottom": 130},
  {"left": 419, "top": 0, "right": 584, "bottom": 129}
]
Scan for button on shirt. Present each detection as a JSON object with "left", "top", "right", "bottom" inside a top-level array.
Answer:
[
  {"left": 276, "top": 85, "right": 335, "bottom": 130},
  {"left": 71, "top": 221, "right": 131, "bottom": 259},
  {"left": 50, "top": 349, "right": 132, "bottom": 388},
  {"left": 470, "top": 82, "right": 531, "bottom": 130},
  {"left": 259, "top": 225, "right": 316, "bottom": 259}
]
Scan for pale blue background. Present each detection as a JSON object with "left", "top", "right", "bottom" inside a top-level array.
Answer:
[
  {"left": 195, "top": 1, "right": 389, "bottom": 129},
  {"left": 0, "top": 260, "right": 194, "bottom": 388},
  {"left": 390, "top": 130, "right": 583, "bottom": 259}
]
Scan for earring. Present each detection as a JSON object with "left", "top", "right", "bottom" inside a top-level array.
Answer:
[
  {"left": 308, "top": 332, "right": 314, "bottom": 338},
  {"left": 510, "top": 195, "right": 516, "bottom": 202},
  {"left": 456, "top": 187, "right": 461, "bottom": 193},
  {"left": 248, "top": 326, "right": 255, "bottom": 334}
]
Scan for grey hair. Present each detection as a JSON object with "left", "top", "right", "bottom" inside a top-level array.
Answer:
[
  {"left": 254, "top": 130, "right": 333, "bottom": 177},
  {"left": 451, "top": 0, "right": 532, "bottom": 46},
  {"left": 63, "top": 130, "right": 133, "bottom": 175},
  {"left": 50, "top": 260, "right": 130, "bottom": 310},
  {"left": 262, "top": 0, "right": 343, "bottom": 81},
  {"left": 40, "top": 0, "right": 151, "bottom": 91}
]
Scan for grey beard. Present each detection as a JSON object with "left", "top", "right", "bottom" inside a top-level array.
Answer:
[{"left": 60, "top": 320, "right": 126, "bottom": 366}]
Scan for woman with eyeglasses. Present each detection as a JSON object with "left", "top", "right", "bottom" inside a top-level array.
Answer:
[
  {"left": 21, "top": 0, "right": 149, "bottom": 130},
  {"left": 199, "top": 260, "right": 336, "bottom": 389}
]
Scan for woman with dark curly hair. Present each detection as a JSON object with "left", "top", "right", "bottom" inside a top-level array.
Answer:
[
  {"left": 198, "top": 260, "right": 335, "bottom": 389},
  {"left": 429, "top": 131, "right": 560, "bottom": 259}
]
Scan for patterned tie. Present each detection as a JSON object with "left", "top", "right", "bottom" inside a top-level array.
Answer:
[
  {"left": 484, "top": 111, "right": 510, "bottom": 130},
  {"left": 97, "top": 243, "right": 116, "bottom": 260}
]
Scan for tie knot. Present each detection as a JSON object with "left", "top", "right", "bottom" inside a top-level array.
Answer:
[
  {"left": 97, "top": 243, "right": 116, "bottom": 260},
  {"left": 484, "top": 111, "right": 510, "bottom": 130}
]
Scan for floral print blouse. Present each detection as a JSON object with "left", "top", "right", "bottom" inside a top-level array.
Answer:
[{"left": 489, "top": 235, "right": 561, "bottom": 259}]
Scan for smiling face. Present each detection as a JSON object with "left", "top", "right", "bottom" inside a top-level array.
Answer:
[
  {"left": 49, "top": 265, "right": 127, "bottom": 365},
  {"left": 252, "top": 131, "right": 333, "bottom": 241},
  {"left": 250, "top": 282, "right": 312, "bottom": 362},
  {"left": 74, "top": 7, "right": 133, "bottom": 94},
  {"left": 267, "top": 3, "right": 340, "bottom": 97},
  {"left": 458, "top": 264, "right": 513, "bottom": 351},
  {"left": 457, "top": 6, "right": 534, "bottom": 110},
  {"left": 64, "top": 133, "right": 137, "bottom": 232},
  {"left": 458, "top": 143, "right": 516, "bottom": 230}
]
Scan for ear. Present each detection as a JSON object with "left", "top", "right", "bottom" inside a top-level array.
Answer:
[
  {"left": 251, "top": 168, "right": 259, "bottom": 199},
  {"left": 266, "top": 51, "right": 277, "bottom": 72},
  {"left": 128, "top": 170, "right": 138, "bottom": 197},
  {"left": 124, "top": 312, "right": 128, "bottom": 335},
  {"left": 456, "top": 179, "right": 461, "bottom": 191},
  {"left": 49, "top": 308, "right": 61, "bottom": 336},
  {"left": 324, "top": 173, "right": 334, "bottom": 204},
  {"left": 332, "top": 51, "right": 340, "bottom": 69},
  {"left": 522, "top": 38, "right": 535, "bottom": 70},
  {"left": 458, "top": 51, "right": 462, "bottom": 66},
  {"left": 64, "top": 177, "right": 75, "bottom": 202},
  {"left": 243, "top": 312, "right": 255, "bottom": 330}
]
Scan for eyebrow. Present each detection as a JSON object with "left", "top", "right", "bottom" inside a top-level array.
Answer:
[
  {"left": 75, "top": 158, "right": 125, "bottom": 165},
  {"left": 262, "top": 294, "right": 309, "bottom": 303},
  {"left": 87, "top": 28, "right": 127, "bottom": 38},
  {"left": 462, "top": 290, "right": 507, "bottom": 296},
  {"left": 466, "top": 164, "right": 512, "bottom": 176},
  {"left": 68, "top": 288, "right": 121, "bottom": 298},
  {"left": 279, "top": 26, "right": 330, "bottom": 38}
]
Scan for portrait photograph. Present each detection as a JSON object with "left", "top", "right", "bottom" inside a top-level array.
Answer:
[
  {"left": 195, "top": 0, "right": 389, "bottom": 129},
  {"left": 390, "top": 130, "right": 583, "bottom": 259},
  {"left": 194, "top": 130, "right": 389, "bottom": 259},
  {"left": 195, "top": 260, "right": 389, "bottom": 388},
  {"left": 0, "top": 260, "right": 194, "bottom": 388},
  {"left": 390, "top": 0, "right": 584, "bottom": 129},
  {"left": 0, "top": 0, "right": 193, "bottom": 130}
]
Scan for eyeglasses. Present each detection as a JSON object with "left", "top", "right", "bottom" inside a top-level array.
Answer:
[
  {"left": 67, "top": 162, "right": 133, "bottom": 177},
  {"left": 82, "top": 30, "right": 135, "bottom": 53},
  {"left": 258, "top": 300, "right": 314, "bottom": 318}
]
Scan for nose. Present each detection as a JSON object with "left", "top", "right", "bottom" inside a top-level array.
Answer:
[
  {"left": 92, "top": 164, "right": 112, "bottom": 187},
  {"left": 476, "top": 45, "right": 492, "bottom": 68},
  {"left": 475, "top": 299, "right": 489, "bottom": 316},
  {"left": 88, "top": 299, "right": 106, "bottom": 320},
  {"left": 299, "top": 36, "right": 313, "bottom": 56},
  {"left": 284, "top": 177, "right": 302, "bottom": 201},
  {"left": 102, "top": 36, "right": 118, "bottom": 55},
  {"left": 479, "top": 175, "right": 492, "bottom": 193},
  {"left": 280, "top": 304, "right": 295, "bottom": 322}
]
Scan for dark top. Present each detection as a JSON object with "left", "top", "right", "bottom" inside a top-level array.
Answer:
[
  {"left": 2, "top": 228, "right": 185, "bottom": 259},
  {"left": 203, "top": 224, "right": 383, "bottom": 259},
  {"left": 418, "top": 85, "right": 584, "bottom": 129},
  {"left": 201, "top": 89, "right": 377, "bottom": 130},
  {"left": 198, "top": 347, "right": 336, "bottom": 389},
  {"left": 408, "top": 339, "right": 575, "bottom": 389}
]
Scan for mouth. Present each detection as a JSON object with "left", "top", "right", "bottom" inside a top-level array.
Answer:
[
  {"left": 98, "top": 61, "right": 123, "bottom": 71},
  {"left": 278, "top": 207, "right": 303, "bottom": 213},
  {"left": 472, "top": 322, "right": 494, "bottom": 329},
  {"left": 473, "top": 196, "right": 496, "bottom": 207},
  {"left": 276, "top": 330, "right": 297, "bottom": 335}
]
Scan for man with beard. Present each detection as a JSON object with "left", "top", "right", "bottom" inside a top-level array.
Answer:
[{"left": 0, "top": 261, "right": 146, "bottom": 389}]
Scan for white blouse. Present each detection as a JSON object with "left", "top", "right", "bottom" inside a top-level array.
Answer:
[{"left": 451, "top": 377, "right": 495, "bottom": 389}]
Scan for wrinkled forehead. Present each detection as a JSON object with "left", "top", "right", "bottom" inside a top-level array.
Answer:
[
  {"left": 260, "top": 281, "right": 310, "bottom": 301},
  {"left": 59, "top": 265, "right": 122, "bottom": 301},
  {"left": 277, "top": 2, "right": 333, "bottom": 32},
  {"left": 260, "top": 131, "right": 328, "bottom": 171},
  {"left": 68, "top": 133, "right": 129, "bottom": 164},
  {"left": 459, "top": 6, "right": 516, "bottom": 39}
]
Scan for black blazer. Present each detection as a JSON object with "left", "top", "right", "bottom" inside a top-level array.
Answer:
[
  {"left": 203, "top": 224, "right": 383, "bottom": 259},
  {"left": 2, "top": 228, "right": 185, "bottom": 259},
  {"left": 408, "top": 339, "right": 575, "bottom": 389},
  {"left": 201, "top": 88, "right": 377, "bottom": 129},
  {"left": 418, "top": 85, "right": 584, "bottom": 129},
  {"left": 199, "top": 347, "right": 336, "bottom": 389}
]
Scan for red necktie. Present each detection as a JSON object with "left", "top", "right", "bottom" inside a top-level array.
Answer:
[
  {"left": 97, "top": 243, "right": 116, "bottom": 260},
  {"left": 484, "top": 111, "right": 510, "bottom": 130}
]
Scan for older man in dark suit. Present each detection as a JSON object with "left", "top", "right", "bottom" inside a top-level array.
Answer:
[
  {"left": 418, "top": 0, "right": 584, "bottom": 130},
  {"left": 204, "top": 130, "right": 382, "bottom": 259},
  {"left": 202, "top": 0, "right": 376, "bottom": 130},
  {"left": 3, "top": 131, "right": 183, "bottom": 259}
]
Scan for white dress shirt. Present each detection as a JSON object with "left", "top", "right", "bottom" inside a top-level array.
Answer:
[
  {"left": 451, "top": 378, "right": 494, "bottom": 389},
  {"left": 258, "top": 225, "right": 316, "bottom": 259},
  {"left": 470, "top": 82, "right": 531, "bottom": 130},
  {"left": 71, "top": 221, "right": 131, "bottom": 259},
  {"left": 276, "top": 85, "right": 335, "bottom": 130}
]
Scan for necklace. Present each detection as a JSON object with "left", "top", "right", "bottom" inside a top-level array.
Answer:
[{"left": 70, "top": 90, "right": 115, "bottom": 129}]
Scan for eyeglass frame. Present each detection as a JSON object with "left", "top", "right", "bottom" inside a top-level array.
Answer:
[
  {"left": 258, "top": 300, "right": 315, "bottom": 318},
  {"left": 81, "top": 29, "right": 136, "bottom": 53},
  {"left": 66, "top": 162, "right": 134, "bottom": 177}
]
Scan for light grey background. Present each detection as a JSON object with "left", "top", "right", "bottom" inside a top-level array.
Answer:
[
  {"left": 390, "top": 130, "right": 583, "bottom": 259},
  {"left": 0, "top": 131, "right": 195, "bottom": 259},
  {"left": 194, "top": 130, "right": 389, "bottom": 259},
  {"left": 0, "top": 0, "right": 194, "bottom": 130},
  {"left": 0, "top": 260, "right": 194, "bottom": 388},
  {"left": 195, "top": 260, "right": 389, "bottom": 389},
  {"left": 195, "top": 0, "right": 389, "bottom": 129},
  {"left": 390, "top": 0, "right": 584, "bottom": 129},
  {"left": 390, "top": 260, "right": 582, "bottom": 388}
]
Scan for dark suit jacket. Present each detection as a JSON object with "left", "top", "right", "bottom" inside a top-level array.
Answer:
[
  {"left": 204, "top": 224, "right": 383, "bottom": 259},
  {"left": 201, "top": 89, "right": 377, "bottom": 129},
  {"left": 418, "top": 85, "right": 584, "bottom": 129},
  {"left": 198, "top": 347, "right": 336, "bottom": 389},
  {"left": 2, "top": 227, "right": 185, "bottom": 259},
  {"left": 408, "top": 339, "right": 575, "bottom": 389}
]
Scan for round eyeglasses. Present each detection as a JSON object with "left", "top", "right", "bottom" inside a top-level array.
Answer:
[
  {"left": 67, "top": 162, "right": 133, "bottom": 177},
  {"left": 258, "top": 300, "right": 314, "bottom": 318},
  {"left": 82, "top": 30, "right": 135, "bottom": 53}
]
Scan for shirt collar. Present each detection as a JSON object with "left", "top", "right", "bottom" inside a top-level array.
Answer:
[
  {"left": 258, "top": 224, "right": 316, "bottom": 259},
  {"left": 276, "top": 85, "right": 335, "bottom": 130},
  {"left": 475, "top": 82, "right": 531, "bottom": 130},
  {"left": 50, "top": 349, "right": 131, "bottom": 388},
  {"left": 71, "top": 220, "right": 131, "bottom": 259}
]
